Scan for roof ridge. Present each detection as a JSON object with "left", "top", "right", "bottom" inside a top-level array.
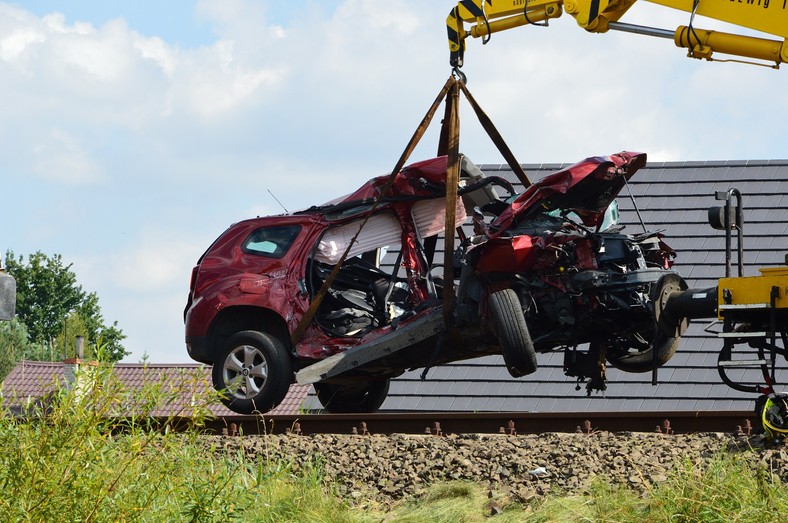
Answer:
[
  {"left": 12, "top": 360, "right": 206, "bottom": 369},
  {"left": 478, "top": 159, "right": 788, "bottom": 170}
]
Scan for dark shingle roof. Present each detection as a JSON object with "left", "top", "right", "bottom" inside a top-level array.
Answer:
[
  {"left": 1, "top": 360, "right": 310, "bottom": 416},
  {"left": 303, "top": 157, "right": 788, "bottom": 412}
]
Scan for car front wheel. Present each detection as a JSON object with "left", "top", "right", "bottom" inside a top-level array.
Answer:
[
  {"left": 488, "top": 288, "right": 537, "bottom": 378},
  {"left": 212, "top": 330, "right": 293, "bottom": 414}
]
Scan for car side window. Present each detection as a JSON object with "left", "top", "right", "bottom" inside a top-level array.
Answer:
[{"left": 242, "top": 225, "right": 301, "bottom": 258}]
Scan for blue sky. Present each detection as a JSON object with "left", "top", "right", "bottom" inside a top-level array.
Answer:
[
  {"left": 20, "top": 1, "right": 345, "bottom": 46},
  {"left": 2, "top": 1, "right": 786, "bottom": 363},
  {"left": 21, "top": 0, "right": 214, "bottom": 46}
]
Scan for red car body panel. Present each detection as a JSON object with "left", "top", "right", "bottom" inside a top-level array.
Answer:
[
  {"left": 491, "top": 151, "right": 647, "bottom": 235},
  {"left": 471, "top": 152, "right": 648, "bottom": 283},
  {"left": 474, "top": 235, "right": 545, "bottom": 274},
  {"left": 185, "top": 215, "right": 318, "bottom": 342}
]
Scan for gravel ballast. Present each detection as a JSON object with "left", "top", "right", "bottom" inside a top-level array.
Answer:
[{"left": 211, "top": 431, "right": 788, "bottom": 503}]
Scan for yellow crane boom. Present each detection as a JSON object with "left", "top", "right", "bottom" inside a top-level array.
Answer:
[
  {"left": 446, "top": 0, "right": 788, "bottom": 434},
  {"left": 448, "top": 0, "right": 788, "bottom": 68}
]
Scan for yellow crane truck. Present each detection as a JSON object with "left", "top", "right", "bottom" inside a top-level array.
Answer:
[
  {"left": 447, "top": 0, "right": 787, "bottom": 70},
  {"left": 446, "top": 0, "right": 788, "bottom": 437}
]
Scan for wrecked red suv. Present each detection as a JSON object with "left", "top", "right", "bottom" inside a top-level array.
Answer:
[{"left": 185, "top": 152, "right": 685, "bottom": 414}]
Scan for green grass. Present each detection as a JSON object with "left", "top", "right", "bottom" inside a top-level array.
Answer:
[
  {"left": 387, "top": 453, "right": 788, "bottom": 523},
  {"left": 644, "top": 453, "right": 787, "bottom": 523},
  {"left": 0, "top": 363, "right": 362, "bottom": 522},
  {"left": 1, "top": 361, "right": 785, "bottom": 522},
  {"left": 383, "top": 481, "right": 530, "bottom": 522},
  {"left": 516, "top": 452, "right": 788, "bottom": 523}
]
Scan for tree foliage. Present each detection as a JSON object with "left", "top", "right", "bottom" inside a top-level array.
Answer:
[
  {"left": 3, "top": 251, "right": 127, "bottom": 364},
  {"left": 0, "top": 320, "right": 33, "bottom": 382},
  {"left": 0, "top": 319, "right": 51, "bottom": 381}
]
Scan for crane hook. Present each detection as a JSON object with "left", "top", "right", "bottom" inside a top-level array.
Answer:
[{"left": 451, "top": 66, "right": 467, "bottom": 84}]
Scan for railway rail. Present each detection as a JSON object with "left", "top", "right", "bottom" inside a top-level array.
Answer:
[{"left": 174, "top": 411, "right": 759, "bottom": 437}]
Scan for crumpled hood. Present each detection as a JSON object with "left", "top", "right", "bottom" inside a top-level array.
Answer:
[{"left": 490, "top": 151, "right": 647, "bottom": 235}]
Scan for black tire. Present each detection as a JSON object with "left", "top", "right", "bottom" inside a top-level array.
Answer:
[
  {"left": 605, "top": 327, "right": 680, "bottom": 373},
  {"left": 488, "top": 288, "right": 537, "bottom": 377},
  {"left": 212, "top": 330, "right": 293, "bottom": 414},
  {"left": 313, "top": 379, "right": 390, "bottom": 413}
]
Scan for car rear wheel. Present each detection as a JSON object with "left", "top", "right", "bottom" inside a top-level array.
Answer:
[
  {"left": 488, "top": 288, "right": 537, "bottom": 377},
  {"left": 604, "top": 327, "right": 680, "bottom": 373},
  {"left": 314, "top": 379, "right": 390, "bottom": 413},
  {"left": 212, "top": 330, "right": 293, "bottom": 414}
]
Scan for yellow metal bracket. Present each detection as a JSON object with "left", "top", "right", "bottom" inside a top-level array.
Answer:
[{"left": 718, "top": 267, "right": 788, "bottom": 315}]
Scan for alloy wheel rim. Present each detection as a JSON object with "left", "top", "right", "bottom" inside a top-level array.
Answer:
[{"left": 223, "top": 344, "right": 269, "bottom": 399}]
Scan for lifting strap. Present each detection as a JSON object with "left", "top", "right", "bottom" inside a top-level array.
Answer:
[
  {"left": 442, "top": 80, "right": 461, "bottom": 326},
  {"left": 291, "top": 75, "right": 530, "bottom": 346},
  {"left": 437, "top": 79, "right": 531, "bottom": 325},
  {"left": 290, "top": 77, "right": 455, "bottom": 347},
  {"left": 458, "top": 81, "right": 531, "bottom": 188}
]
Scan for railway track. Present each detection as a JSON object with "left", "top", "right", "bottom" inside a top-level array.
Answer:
[{"left": 181, "top": 410, "right": 759, "bottom": 437}]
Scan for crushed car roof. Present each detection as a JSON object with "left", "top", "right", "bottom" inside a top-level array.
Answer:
[
  {"left": 300, "top": 152, "right": 646, "bottom": 230},
  {"left": 304, "top": 157, "right": 453, "bottom": 216}
]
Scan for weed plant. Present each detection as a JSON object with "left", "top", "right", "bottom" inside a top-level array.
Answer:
[{"left": 0, "top": 356, "right": 358, "bottom": 522}]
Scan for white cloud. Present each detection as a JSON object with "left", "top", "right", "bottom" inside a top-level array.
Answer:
[
  {"left": 42, "top": 12, "right": 93, "bottom": 35},
  {"left": 133, "top": 34, "right": 176, "bottom": 77},
  {"left": 115, "top": 247, "right": 186, "bottom": 292},
  {"left": 49, "top": 19, "right": 135, "bottom": 84},
  {"left": 105, "top": 230, "right": 204, "bottom": 293},
  {"left": 70, "top": 229, "right": 207, "bottom": 362},
  {"left": 170, "top": 40, "right": 286, "bottom": 120},
  {"left": 1, "top": 1, "right": 289, "bottom": 128},
  {"left": 31, "top": 128, "right": 102, "bottom": 184},
  {"left": 0, "top": 27, "right": 45, "bottom": 62},
  {"left": 0, "top": 4, "right": 45, "bottom": 66}
]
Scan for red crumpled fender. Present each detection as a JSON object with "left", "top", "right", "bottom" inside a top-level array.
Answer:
[
  {"left": 489, "top": 152, "right": 647, "bottom": 237},
  {"left": 473, "top": 235, "right": 545, "bottom": 274}
]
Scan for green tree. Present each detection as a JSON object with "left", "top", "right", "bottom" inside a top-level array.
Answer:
[
  {"left": 73, "top": 291, "right": 126, "bottom": 361},
  {"left": 0, "top": 319, "right": 30, "bottom": 381},
  {"left": 3, "top": 251, "right": 127, "bottom": 363},
  {"left": 0, "top": 319, "right": 49, "bottom": 381},
  {"left": 53, "top": 311, "right": 88, "bottom": 359}
]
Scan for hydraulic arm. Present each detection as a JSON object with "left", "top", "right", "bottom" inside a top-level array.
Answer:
[{"left": 448, "top": 0, "right": 788, "bottom": 68}]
